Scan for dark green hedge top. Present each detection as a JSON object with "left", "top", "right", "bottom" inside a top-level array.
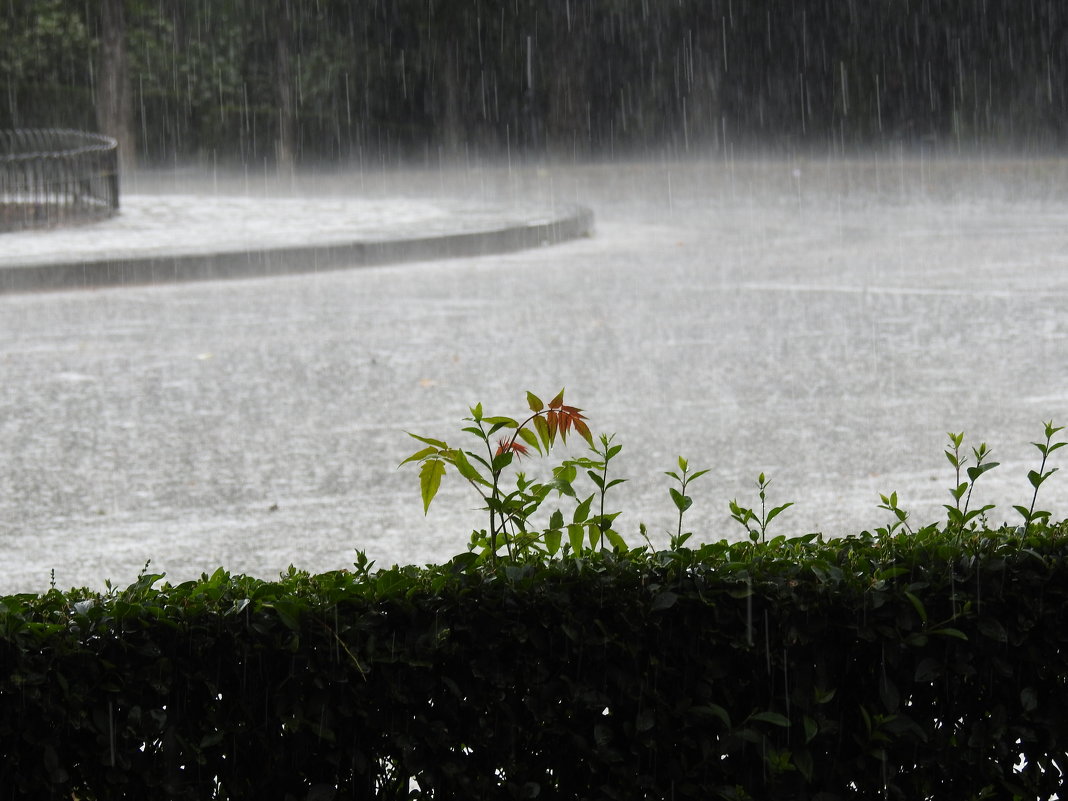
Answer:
[{"left": 2, "top": 522, "right": 1067, "bottom": 799}]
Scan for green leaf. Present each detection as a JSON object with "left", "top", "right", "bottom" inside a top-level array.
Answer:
[
  {"left": 544, "top": 528, "right": 562, "bottom": 556},
  {"left": 555, "top": 463, "right": 578, "bottom": 484},
  {"left": 803, "top": 715, "right": 818, "bottom": 743},
  {"left": 406, "top": 431, "right": 447, "bottom": 449},
  {"left": 567, "top": 523, "right": 584, "bottom": 553},
  {"left": 526, "top": 391, "right": 544, "bottom": 413},
  {"left": 491, "top": 451, "right": 514, "bottom": 473},
  {"left": 419, "top": 460, "right": 446, "bottom": 514},
  {"left": 929, "top": 627, "right": 968, "bottom": 640},
  {"left": 1020, "top": 687, "right": 1038, "bottom": 713},
  {"left": 766, "top": 502, "right": 794, "bottom": 524},
  {"left": 651, "top": 590, "right": 678, "bottom": 611},
  {"left": 967, "top": 461, "right": 999, "bottom": 481},
  {"left": 689, "top": 468, "right": 711, "bottom": 481},
  {"left": 904, "top": 590, "right": 928, "bottom": 624},
  {"left": 914, "top": 657, "right": 942, "bottom": 683},
  {"left": 449, "top": 449, "right": 491, "bottom": 487},
  {"left": 669, "top": 487, "right": 692, "bottom": 513},
  {"left": 794, "top": 748, "right": 815, "bottom": 782},
  {"left": 693, "top": 704, "right": 731, "bottom": 728},
  {"left": 977, "top": 617, "right": 1008, "bottom": 643},
  {"left": 573, "top": 494, "right": 593, "bottom": 524},
  {"left": 551, "top": 476, "right": 576, "bottom": 497},
  {"left": 729, "top": 500, "right": 754, "bottom": 524},
  {"left": 267, "top": 598, "right": 302, "bottom": 631},
  {"left": 534, "top": 415, "right": 552, "bottom": 449},
  {"left": 749, "top": 711, "right": 790, "bottom": 728},
  {"left": 399, "top": 445, "right": 438, "bottom": 466},
  {"left": 447, "top": 552, "right": 479, "bottom": 573},
  {"left": 815, "top": 687, "right": 836, "bottom": 704},
  {"left": 517, "top": 427, "right": 543, "bottom": 455},
  {"left": 604, "top": 529, "right": 628, "bottom": 552},
  {"left": 375, "top": 568, "right": 412, "bottom": 596},
  {"left": 588, "top": 522, "right": 603, "bottom": 550}
]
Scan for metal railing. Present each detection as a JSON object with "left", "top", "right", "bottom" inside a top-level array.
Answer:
[{"left": 0, "top": 129, "right": 119, "bottom": 232}]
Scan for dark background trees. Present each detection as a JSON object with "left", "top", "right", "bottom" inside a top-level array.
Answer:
[{"left": 2, "top": 0, "right": 1066, "bottom": 167}]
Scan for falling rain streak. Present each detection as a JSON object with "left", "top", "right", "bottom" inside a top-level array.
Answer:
[
  {"left": 6, "top": 3, "right": 1068, "bottom": 164},
  {"left": 1, "top": 2, "right": 1068, "bottom": 592}
]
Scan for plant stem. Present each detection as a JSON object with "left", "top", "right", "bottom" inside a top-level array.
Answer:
[
  {"left": 676, "top": 474, "right": 686, "bottom": 542},
  {"left": 599, "top": 457, "right": 609, "bottom": 539},
  {"left": 481, "top": 421, "right": 500, "bottom": 561},
  {"left": 1024, "top": 442, "right": 1051, "bottom": 534}
]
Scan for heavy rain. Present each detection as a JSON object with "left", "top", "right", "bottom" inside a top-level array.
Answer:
[{"left": 2, "top": 2, "right": 1068, "bottom": 592}]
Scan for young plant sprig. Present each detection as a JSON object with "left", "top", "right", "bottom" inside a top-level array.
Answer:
[
  {"left": 664, "top": 456, "right": 710, "bottom": 549},
  {"left": 875, "top": 491, "right": 914, "bottom": 538},
  {"left": 943, "top": 431, "right": 999, "bottom": 533},
  {"left": 729, "top": 472, "right": 794, "bottom": 543},
  {"left": 552, "top": 433, "right": 628, "bottom": 554},
  {"left": 1013, "top": 419, "right": 1065, "bottom": 534},
  {"left": 400, "top": 390, "right": 596, "bottom": 562},
  {"left": 403, "top": 394, "right": 1068, "bottom": 563}
]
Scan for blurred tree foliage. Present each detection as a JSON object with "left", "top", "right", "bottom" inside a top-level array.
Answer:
[{"left": 2, "top": 0, "right": 1066, "bottom": 165}]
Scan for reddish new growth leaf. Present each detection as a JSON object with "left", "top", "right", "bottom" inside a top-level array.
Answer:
[
  {"left": 495, "top": 438, "right": 531, "bottom": 459},
  {"left": 545, "top": 405, "right": 591, "bottom": 445}
]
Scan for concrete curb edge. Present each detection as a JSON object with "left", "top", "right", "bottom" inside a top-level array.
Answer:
[{"left": 0, "top": 204, "right": 594, "bottom": 294}]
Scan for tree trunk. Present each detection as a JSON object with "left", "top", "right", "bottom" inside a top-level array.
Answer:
[
  {"left": 275, "top": 0, "right": 296, "bottom": 172},
  {"left": 97, "top": 0, "right": 134, "bottom": 171}
]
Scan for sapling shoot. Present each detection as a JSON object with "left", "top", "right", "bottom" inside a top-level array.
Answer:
[
  {"left": 876, "top": 491, "right": 913, "bottom": 537},
  {"left": 401, "top": 389, "right": 593, "bottom": 561},
  {"left": 1012, "top": 419, "right": 1065, "bottom": 534},
  {"left": 729, "top": 473, "right": 794, "bottom": 543},
  {"left": 943, "top": 432, "right": 999, "bottom": 533},
  {"left": 664, "top": 456, "right": 710, "bottom": 549}
]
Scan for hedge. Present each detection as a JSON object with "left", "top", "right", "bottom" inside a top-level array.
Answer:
[{"left": 2, "top": 523, "right": 1067, "bottom": 800}]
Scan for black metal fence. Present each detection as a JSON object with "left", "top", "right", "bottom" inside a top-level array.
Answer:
[{"left": 0, "top": 129, "right": 119, "bottom": 233}]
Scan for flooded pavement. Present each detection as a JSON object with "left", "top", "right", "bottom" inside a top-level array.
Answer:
[{"left": 2, "top": 156, "right": 1067, "bottom": 592}]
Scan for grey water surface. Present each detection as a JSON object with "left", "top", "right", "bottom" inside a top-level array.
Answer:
[{"left": 2, "top": 156, "right": 1067, "bottom": 592}]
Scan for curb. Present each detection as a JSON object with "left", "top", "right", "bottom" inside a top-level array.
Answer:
[{"left": 0, "top": 204, "right": 593, "bottom": 294}]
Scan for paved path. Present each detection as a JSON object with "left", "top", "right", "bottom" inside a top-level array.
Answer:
[{"left": 2, "top": 157, "right": 1068, "bottom": 592}]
